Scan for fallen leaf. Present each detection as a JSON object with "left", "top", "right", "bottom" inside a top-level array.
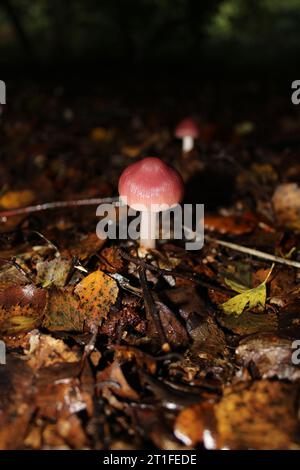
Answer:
[
  {"left": 220, "top": 266, "right": 273, "bottom": 316},
  {"left": 43, "top": 288, "right": 84, "bottom": 332},
  {"left": 36, "top": 257, "right": 72, "bottom": 287},
  {"left": 90, "top": 127, "right": 114, "bottom": 142},
  {"left": 0, "top": 189, "right": 35, "bottom": 209},
  {"left": 236, "top": 333, "right": 300, "bottom": 381},
  {"left": 97, "top": 360, "right": 139, "bottom": 401},
  {"left": 218, "top": 309, "right": 278, "bottom": 335},
  {"left": 216, "top": 381, "right": 299, "bottom": 449},
  {"left": 24, "top": 331, "right": 80, "bottom": 370},
  {"left": 205, "top": 213, "right": 257, "bottom": 235},
  {"left": 74, "top": 270, "right": 119, "bottom": 330},
  {"left": 174, "top": 402, "right": 216, "bottom": 447}
]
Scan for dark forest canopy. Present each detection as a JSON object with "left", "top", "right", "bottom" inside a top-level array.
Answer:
[{"left": 0, "top": 0, "right": 300, "bottom": 72}]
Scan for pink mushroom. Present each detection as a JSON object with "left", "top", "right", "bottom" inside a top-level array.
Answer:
[
  {"left": 118, "top": 157, "right": 184, "bottom": 249},
  {"left": 175, "top": 117, "right": 200, "bottom": 152}
]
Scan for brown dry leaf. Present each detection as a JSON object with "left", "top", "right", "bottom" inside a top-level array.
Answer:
[
  {"left": 272, "top": 183, "right": 300, "bottom": 231},
  {"left": 100, "top": 306, "right": 146, "bottom": 341},
  {"left": 68, "top": 232, "right": 106, "bottom": 260},
  {"left": 74, "top": 270, "right": 119, "bottom": 330},
  {"left": 89, "top": 126, "right": 114, "bottom": 142},
  {"left": 236, "top": 333, "right": 300, "bottom": 381},
  {"left": 156, "top": 300, "right": 189, "bottom": 348},
  {"left": 0, "top": 284, "right": 47, "bottom": 334},
  {"left": 99, "top": 246, "right": 124, "bottom": 273},
  {"left": 97, "top": 359, "right": 139, "bottom": 401},
  {"left": 216, "top": 381, "right": 299, "bottom": 449},
  {"left": 36, "top": 257, "right": 72, "bottom": 287},
  {"left": 43, "top": 288, "right": 84, "bottom": 332},
  {"left": 36, "top": 378, "right": 91, "bottom": 420},
  {"left": 24, "top": 332, "right": 80, "bottom": 370},
  {"left": 204, "top": 213, "right": 257, "bottom": 235},
  {"left": 0, "top": 189, "right": 35, "bottom": 209},
  {"left": 0, "top": 356, "right": 35, "bottom": 449},
  {"left": 121, "top": 145, "right": 142, "bottom": 158},
  {"left": 114, "top": 345, "right": 157, "bottom": 374},
  {"left": 174, "top": 402, "right": 216, "bottom": 447},
  {"left": 218, "top": 310, "right": 278, "bottom": 336}
]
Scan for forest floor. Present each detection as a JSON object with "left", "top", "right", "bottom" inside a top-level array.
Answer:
[{"left": 0, "top": 79, "right": 300, "bottom": 450}]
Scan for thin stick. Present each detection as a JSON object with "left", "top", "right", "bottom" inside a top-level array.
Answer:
[
  {"left": 182, "top": 224, "right": 300, "bottom": 269},
  {"left": 206, "top": 235, "right": 300, "bottom": 269},
  {"left": 0, "top": 196, "right": 119, "bottom": 220},
  {"left": 138, "top": 266, "right": 170, "bottom": 352}
]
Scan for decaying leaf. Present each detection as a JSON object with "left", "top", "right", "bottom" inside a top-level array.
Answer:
[
  {"left": 43, "top": 288, "right": 84, "bottom": 332},
  {"left": 36, "top": 257, "right": 72, "bottom": 288},
  {"left": 236, "top": 333, "right": 300, "bottom": 381},
  {"left": 218, "top": 309, "right": 278, "bottom": 336},
  {"left": 24, "top": 331, "right": 80, "bottom": 370},
  {"left": 74, "top": 270, "right": 119, "bottom": 329},
  {"left": 204, "top": 213, "right": 256, "bottom": 235},
  {"left": 68, "top": 232, "right": 106, "bottom": 261},
  {"left": 97, "top": 359, "right": 139, "bottom": 401}
]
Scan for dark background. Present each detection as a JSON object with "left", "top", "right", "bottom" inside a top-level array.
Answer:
[{"left": 1, "top": 0, "right": 300, "bottom": 79}]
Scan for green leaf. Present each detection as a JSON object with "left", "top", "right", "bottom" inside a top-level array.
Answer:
[{"left": 221, "top": 264, "right": 274, "bottom": 316}]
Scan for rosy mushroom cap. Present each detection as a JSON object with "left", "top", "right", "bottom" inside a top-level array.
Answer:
[
  {"left": 175, "top": 117, "right": 200, "bottom": 139},
  {"left": 118, "top": 157, "right": 184, "bottom": 211}
]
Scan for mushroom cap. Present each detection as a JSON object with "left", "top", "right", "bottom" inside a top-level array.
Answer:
[
  {"left": 118, "top": 157, "right": 184, "bottom": 211},
  {"left": 175, "top": 117, "right": 199, "bottom": 138}
]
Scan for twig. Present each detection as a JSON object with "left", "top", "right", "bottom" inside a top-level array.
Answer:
[
  {"left": 182, "top": 224, "right": 300, "bottom": 269},
  {"left": 119, "top": 248, "right": 229, "bottom": 293},
  {"left": 0, "top": 196, "right": 119, "bottom": 220},
  {"left": 0, "top": 256, "right": 33, "bottom": 281},
  {"left": 206, "top": 236, "right": 300, "bottom": 269},
  {"left": 138, "top": 266, "right": 170, "bottom": 353}
]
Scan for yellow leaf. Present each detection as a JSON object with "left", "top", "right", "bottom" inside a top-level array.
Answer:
[
  {"left": 90, "top": 127, "right": 114, "bottom": 142},
  {"left": 74, "top": 270, "right": 118, "bottom": 329},
  {"left": 0, "top": 189, "right": 35, "bottom": 209},
  {"left": 221, "top": 265, "right": 274, "bottom": 316},
  {"left": 224, "top": 278, "right": 249, "bottom": 294}
]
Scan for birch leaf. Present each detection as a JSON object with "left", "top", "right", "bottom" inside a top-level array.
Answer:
[{"left": 221, "top": 265, "right": 274, "bottom": 316}]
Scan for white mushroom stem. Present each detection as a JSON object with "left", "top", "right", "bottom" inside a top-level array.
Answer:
[
  {"left": 140, "top": 210, "right": 157, "bottom": 249},
  {"left": 182, "top": 135, "right": 194, "bottom": 152}
]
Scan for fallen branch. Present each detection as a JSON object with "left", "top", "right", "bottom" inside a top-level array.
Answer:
[
  {"left": 206, "top": 236, "right": 300, "bottom": 269},
  {"left": 138, "top": 265, "right": 170, "bottom": 353},
  {"left": 0, "top": 196, "right": 119, "bottom": 220}
]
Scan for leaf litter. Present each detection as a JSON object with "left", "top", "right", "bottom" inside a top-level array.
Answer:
[{"left": 0, "top": 85, "right": 300, "bottom": 450}]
